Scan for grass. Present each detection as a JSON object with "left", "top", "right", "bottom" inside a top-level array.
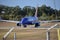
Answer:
[
  {"left": 0, "top": 22, "right": 59, "bottom": 40},
  {"left": 0, "top": 29, "right": 9, "bottom": 40},
  {"left": 0, "top": 29, "right": 58, "bottom": 40}
]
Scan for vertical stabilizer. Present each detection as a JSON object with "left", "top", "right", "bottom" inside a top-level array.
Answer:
[{"left": 35, "top": 6, "right": 38, "bottom": 17}]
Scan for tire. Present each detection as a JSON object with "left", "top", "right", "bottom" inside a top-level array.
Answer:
[
  {"left": 35, "top": 23, "right": 40, "bottom": 28},
  {"left": 23, "top": 24, "right": 27, "bottom": 28},
  {"left": 17, "top": 23, "right": 21, "bottom": 26}
]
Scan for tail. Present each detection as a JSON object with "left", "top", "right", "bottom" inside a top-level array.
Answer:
[{"left": 34, "top": 6, "right": 38, "bottom": 17}]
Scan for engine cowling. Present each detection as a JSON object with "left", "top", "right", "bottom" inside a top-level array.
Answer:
[{"left": 17, "top": 23, "right": 21, "bottom": 26}]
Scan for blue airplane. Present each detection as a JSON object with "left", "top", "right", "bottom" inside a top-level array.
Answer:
[{"left": 17, "top": 6, "right": 40, "bottom": 27}]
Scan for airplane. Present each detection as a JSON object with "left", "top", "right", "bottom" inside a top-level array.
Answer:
[
  {"left": 16, "top": 6, "right": 40, "bottom": 27},
  {"left": 0, "top": 6, "right": 40, "bottom": 28}
]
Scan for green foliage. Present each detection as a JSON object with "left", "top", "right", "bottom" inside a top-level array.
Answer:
[
  {"left": 39, "top": 13, "right": 48, "bottom": 20},
  {"left": 0, "top": 5, "right": 60, "bottom": 20}
]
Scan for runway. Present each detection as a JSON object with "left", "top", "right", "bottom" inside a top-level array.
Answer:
[
  {"left": 0, "top": 21, "right": 60, "bottom": 29},
  {"left": 0, "top": 22, "right": 59, "bottom": 40}
]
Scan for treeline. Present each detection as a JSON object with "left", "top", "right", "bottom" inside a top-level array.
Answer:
[{"left": 0, "top": 5, "right": 60, "bottom": 20}]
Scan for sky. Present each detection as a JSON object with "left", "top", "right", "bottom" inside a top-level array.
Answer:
[{"left": 0, "top": 0, "right": 60, "bottom": 10}]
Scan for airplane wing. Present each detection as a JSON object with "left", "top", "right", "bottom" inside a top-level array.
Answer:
[
  {"left": 40, "top": 21, "right": 52, "bottom": 23},
  {"left": 0, "top": 20, "right": 19, "bottom": 23},
  {"left": 0, "top": 20, "right": 60, "bottom": 23},
  {"left": 51, "top": 20, "right": 60, "bottom": 22},
  {"left": 40, "top": 20, "right": 60, "bottom": 23}
]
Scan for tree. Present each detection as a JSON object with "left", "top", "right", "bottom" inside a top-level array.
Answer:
[
  {"left": 40, "top": 13, "right": 48, "bottom": 20},
  {"left": 0, "top": 4, "right": 60, "bottom": 20},
  {"left": 50, "top": 14, "right": 55, "bottom": 20}
]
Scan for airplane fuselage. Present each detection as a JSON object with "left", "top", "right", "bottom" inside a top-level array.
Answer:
[
  {"left": 20, "top": 16, "right": 38, "bottom": 24},
  {"left": 17, "top": 16, "right": 40, "bottom": 27}
]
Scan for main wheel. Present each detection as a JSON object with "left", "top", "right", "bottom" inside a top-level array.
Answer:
[
  {"left": 35, "top": 23, "right": 40, "bottom": 28},
  {"left": 23, "top": 24, "right": 27, "bottom": 28}
]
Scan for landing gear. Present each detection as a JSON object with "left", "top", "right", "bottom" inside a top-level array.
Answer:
[
  {"left": 23, "top": 24, "right": 27, "bottom": 28},
  {"left": 35, "top": 23, "right": 40, "bottom": 28},
  {"left": 17, "top": 23, "right": 21, "bottom": 26}
]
